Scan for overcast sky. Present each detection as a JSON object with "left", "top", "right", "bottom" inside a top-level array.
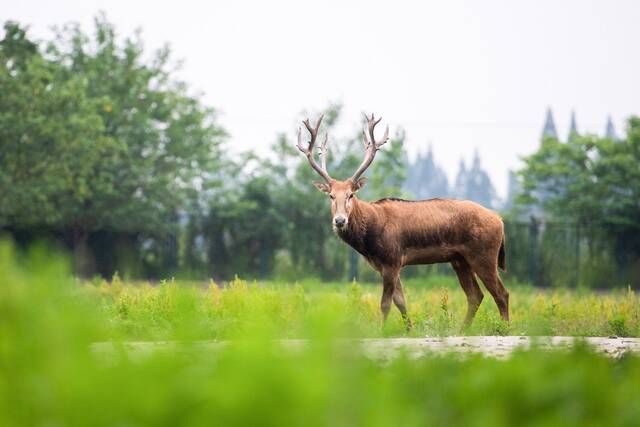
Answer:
[{"left": 5, "top": 0, "right": 640, "bottom": 196}]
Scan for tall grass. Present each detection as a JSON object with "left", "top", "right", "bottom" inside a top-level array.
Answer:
[
  {"left": 1, "top": 241, "right": 640, "bottom": 426},
  {"left": 87, "top": 274, "right": 640, "bottom": 341}
]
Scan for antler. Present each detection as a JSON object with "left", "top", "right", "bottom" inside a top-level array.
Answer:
[
  {"left": 296, "top": 114, "right": 333, "bottom": 183},
  {"left": 350, "top": 113, "right": 390, "bottom": 182}
]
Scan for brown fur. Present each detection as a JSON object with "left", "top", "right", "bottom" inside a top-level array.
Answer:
[{"left": 322, "top": 179, "right": 509, "bottom": 330}]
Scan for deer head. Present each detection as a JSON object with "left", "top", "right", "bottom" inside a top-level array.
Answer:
[{"left": 296, "top": 113, "right": 389, "bottom": 230}]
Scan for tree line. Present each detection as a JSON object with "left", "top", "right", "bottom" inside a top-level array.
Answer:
[
  {"left": 405, "top": 147, "right": 499, "bottom": 209},
  {"left": 1, "top": 16, "right": 638, "bottom": 287}
]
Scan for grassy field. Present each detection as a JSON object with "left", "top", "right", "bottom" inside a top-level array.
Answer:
[
  {"left": 2, "top": 242, "right": 640, "bottom": 426},
  {"left": 89, "top": 274, "right": 640, "bottom": 341}
]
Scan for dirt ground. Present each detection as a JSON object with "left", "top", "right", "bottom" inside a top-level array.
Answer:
[
  {"left": 92, "top": 336, "right": 640, "bottom": 362},
  {"left": 357, "top": 336, "right": 640, "bottom": 360}
]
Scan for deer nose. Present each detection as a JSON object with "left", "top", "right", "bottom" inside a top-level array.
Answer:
[{"left": 334, "top": 216, "right": 347, "bottom": 228}]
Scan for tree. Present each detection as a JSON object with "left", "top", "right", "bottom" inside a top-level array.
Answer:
[
  {"left": 204, "top": 163, "right": 286, "bottom": 280},
  {"left": 518, "top": 117, "right": 640, "bottom": 276},
  {"left": 0, "top": 17, "right": 226, "bottom": 276},
  {"left": 502, "top": 170, "right": 521, "bottom": 211},
  {"left": 405, "top": 145, "right": 449, "bottom": 200},
  {"left": 0, "top": 22, "right": 122, "bottom": 273},
  {"left": 453, "top": 151, "right": 497, "bottom": 208},
  {"left": 453, "top": 159, "right": 468, "bottom": 200}
]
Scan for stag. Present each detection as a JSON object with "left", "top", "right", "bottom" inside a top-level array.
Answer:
[{"left": 297, "top": 113, "right": 509, "bottom": 330}]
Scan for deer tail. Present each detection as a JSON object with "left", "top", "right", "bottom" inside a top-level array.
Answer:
[{"left": 498, "top": 237, "right": 506, "bottom": 272}]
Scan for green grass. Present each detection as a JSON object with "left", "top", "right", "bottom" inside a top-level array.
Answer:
[
  {"left": 86, "top": 273, "right": 640, "bottom": 341},
  {"left": 2, "top": 242, "right": 640, "bottom": 427}
]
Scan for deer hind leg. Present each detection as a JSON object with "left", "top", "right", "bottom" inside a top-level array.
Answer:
[
  {"left": 393, "top": 277, "right": 413, "bottom": 331},
  {"left": 470, "top": 259, "right": 509, "bottom": 322},
  {"left": 451, "top": 258, "right": 484, "bottom": 329}
]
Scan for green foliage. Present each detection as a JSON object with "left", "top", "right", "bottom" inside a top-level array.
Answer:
[
  {"left": 0, "top": 21, "right": 121, "bottom": 228},
  {"left": 43, "top": 15, "right": 225, "bottom": 234},
  {"left": 519, "top": 120, "right": 640, "bottom": 260},
  {"left": 0, "top": 17, "right": 226, "bottom": 275},
  {"left": 516, "top": 120, "right": 640, "bottom": 287},
  {"left": 2, "top": 243, "right": 640, "bottom": 426}
]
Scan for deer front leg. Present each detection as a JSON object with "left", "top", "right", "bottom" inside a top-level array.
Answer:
[{"left": 380, "top": 270, "right": 396, "bottom": 322}]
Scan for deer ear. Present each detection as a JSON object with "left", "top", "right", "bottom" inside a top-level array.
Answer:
[
  {"left": 352, "top": 177, "right": 367, "bottom": 191},
  {"left": 313, "top": 181, "right": 331, "bottom": 193}
]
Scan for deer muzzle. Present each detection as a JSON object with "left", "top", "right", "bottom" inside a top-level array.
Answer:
[{"left": 333, "top": 215, "right": 347, "bottom": 229}]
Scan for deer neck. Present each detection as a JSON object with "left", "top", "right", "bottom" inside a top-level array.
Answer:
[{"left": 336, "top": 198, "right": 376, "bottom": 252}]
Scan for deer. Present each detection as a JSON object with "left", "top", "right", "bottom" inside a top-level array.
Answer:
[{"left": 296, "top": 113, "right": 509, "bottom": 331}]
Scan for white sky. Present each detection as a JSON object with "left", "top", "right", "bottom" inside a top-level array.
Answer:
[{"left": 4, "top": 0, "right": 640, "bottom": 197}]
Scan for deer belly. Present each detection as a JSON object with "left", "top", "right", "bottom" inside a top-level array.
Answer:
[{"left": 402, "top": 246, "right": 457, "bottom": 265}]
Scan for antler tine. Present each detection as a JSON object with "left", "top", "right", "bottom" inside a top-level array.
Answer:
[
  {"left": 378, "top": 124, "right": 389, "bottom": 148},
  {"left": 319, "top": 132, "right": 329, "bottom": 173},
  {"left": 362, "top": 128, "right": 370, "bottom": 148},
  {"left": 314, "top": 114, "right": 324, "bottom": 132},
  {"left": 366, "top": 113, "right": 388, "bottom": 148},
  {"left": 302, "top": 114, "right": 324, "bottom": 136},
  {"left": 350, "top": 113, "right": 390, "bottom": 182},
  {"left": 296, "top": 126, "right": 304, "bottom": 152},
  {"left": 296, "top": 114, "right": 333, "bottom": 183}
]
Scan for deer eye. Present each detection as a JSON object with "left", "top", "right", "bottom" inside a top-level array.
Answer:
[
  {"left": 329, "top": 194, "right": 335, "bottom": 200},
  {"left": 347, "top": 194, "right": 353, "bottom": 200}
]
